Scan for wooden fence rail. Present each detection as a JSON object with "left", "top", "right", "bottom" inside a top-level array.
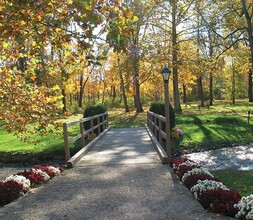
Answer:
[
  {"left": 63, "top": 112, "right": 109, "bottom": 167},
  {"left": 146, "top": 110, "right": 169, "bottom": 163}
]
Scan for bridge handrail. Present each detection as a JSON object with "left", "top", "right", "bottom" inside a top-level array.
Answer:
[
  {"left": 146, "top": 110, "right": 167, "bottom": 145},
  {"left": 63, "top": 112, "right": 109, "bottom": 163}
]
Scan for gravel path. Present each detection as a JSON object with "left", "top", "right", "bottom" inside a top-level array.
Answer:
[
  {"left": 0, "top": 165, "right": 27, "bottom": 181},
  {"left": 184, "top": 144, "right": 253, "bottom": 170}
]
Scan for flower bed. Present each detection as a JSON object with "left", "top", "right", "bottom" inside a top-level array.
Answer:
[
  {"left": 0, "top": 165, "right": 63, "bottom": 207},
  {"left": 171, "top": 157, "right": 253, "bottom": 219}
]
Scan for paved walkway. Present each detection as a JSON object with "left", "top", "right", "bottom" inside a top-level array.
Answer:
[{"left": 0, "top": 128, "right": 232, "bottom": 220}]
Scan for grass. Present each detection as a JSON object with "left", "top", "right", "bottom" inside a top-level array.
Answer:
[
  {"left": 1, "top": 100, "right": 253, "bottom": 195},
  {"left": 211, "top": 170, "right": 253, "bottom": 197},
  {"left": 108, "top": 107, "right": 147, "bottom": 128},
  {"left": 1, "top": 102, "right": 252, "bottom": 161},
  {"left": 175, "top": 113, "right": 253, "bottom": 154},
  {"left": 0, "top": 114, "right": 83, "bottom": 164}
]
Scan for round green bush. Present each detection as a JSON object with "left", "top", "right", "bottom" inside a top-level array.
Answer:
[{"left": 149, "top": 102, "right": 175, "bottom": 130}]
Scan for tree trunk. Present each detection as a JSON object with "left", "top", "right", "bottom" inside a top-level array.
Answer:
[
  {"left": 208, "top": 32, "right": 214, "bottom": 106},
  {"left": 133, "top": 55, "right": 143, "bottom": 113},
  {"left": 209, "top": 72, "right": 213, "bottom": 106},
  {"left": 119, "top": 70, "right": 129, "bottom": 113},
  {"left": 231, "top": 58, "right": 236, "bottom": 104},
  {"left": 183, "top": 84, "right": 187, "bottom": 104},
  {"left": 78, "top": 75, "right": 83, "bottom": 108},
  {"left": 171, "top": 0, "right": 182, "bottom": 114},
  {"left": 249, "top": 69, "right": 253, "bottom": 102},
  {"left": 62, "top": 88, "right": 67, "bottom": 113},
  {"left": 198, "top": 76, "right": 204, "bottom": 107},
  {"left": 70, "top": 94, "right": 72, "bottom": 105},
  {"left": 242, "top": 0, "right": 253, "bottom": 102},
  {"left": 78, "top": 76, "right": 89, "bottom": 108},
  {"left": 102, "top": 81, "right": 106, "bottom": 106},
  {"left": 111, "top": 86, "right": 116, "bottom": 100}
]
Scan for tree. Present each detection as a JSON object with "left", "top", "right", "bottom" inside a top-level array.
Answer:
[
  {"left": 204, "top": 0, "right": 253, "bottom": 102},
  {"left": 0, "top": 0, "right": 126, "bottom": 139}
]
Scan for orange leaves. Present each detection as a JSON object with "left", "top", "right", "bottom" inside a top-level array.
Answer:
[{"left": 0, "top": 68, "right": 62, "bottom": 142}]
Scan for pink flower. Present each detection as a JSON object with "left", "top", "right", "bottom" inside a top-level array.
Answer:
[{"left": 175, "top": 128, "right": 183, "bottom": 137}]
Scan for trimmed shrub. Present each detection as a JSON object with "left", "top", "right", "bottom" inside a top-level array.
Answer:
[
  {"left": 149, "top": 102, "right": 175, "bottom": 130},
  {"left": 83, "top": 105, "right": 107, "bottom": 135}
]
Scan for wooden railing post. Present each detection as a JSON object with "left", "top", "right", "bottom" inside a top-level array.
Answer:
[
  {"left": 80, "top": 121, "right": 85, "bottom": 148},
  {"left": 147, "top": 111, "right": 149, "bottom": 128},
  {"left": 152, "top": 114, "right": 155, "bottom": 134},
  {"left": 97, "top": 116, "right": 101, "bottom": 135},
  {"left": 90, "top": 116, "right": 94, "bottom": 135},
  {"left": 158, "top": 117, "right": 162, "bottom": 144},
  {"left": 105, "top": 112, "right": 108, "bottom": 128},
  {"left": 63, "top": 123, "right": 70, "bottom": 162},
  {"left": 155, "top": 117, "right": 159, "bottom": 139},
  {"left": 102, "top": 114, "right": 106, "bottom": 130}
]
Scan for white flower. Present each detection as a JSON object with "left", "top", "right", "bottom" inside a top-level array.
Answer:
[
  {"left": 182, "top": 168, "right": 214, "bottom": 183},
  {"left": 48, "top": 166, "right": 61, "bottom": 175},
  {"left": 190, "top": 179, "right": 229, "bottom": 200},
  {"left": 178, "top": 160, "right": 198, "bottom": 168},
  {"left": 4, "top": 175, "right": 31, "bottom": 191},
  {"left": 32, "top": 168, "right": 50, "bottom": 181},
  {"left": 235, "top": 194, "right": 253, "bottom": 219}
]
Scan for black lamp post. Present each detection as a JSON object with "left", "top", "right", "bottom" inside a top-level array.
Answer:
[{"left": 161, "top": 66, "right": 172, "bottom": 162}]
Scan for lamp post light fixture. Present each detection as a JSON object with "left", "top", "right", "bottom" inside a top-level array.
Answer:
[{"left": 161, "top": 66, "right": 172, "bottom": 163}]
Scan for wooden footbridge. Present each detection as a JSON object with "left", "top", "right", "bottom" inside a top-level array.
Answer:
[{"left": 62, "top": 111, "right": 170, "bottom": 168}]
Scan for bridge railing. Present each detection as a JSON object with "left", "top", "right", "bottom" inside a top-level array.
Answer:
[
  {"left": 146, "top": 110, "right": 167, "bottom": 144},
  {"left": 63, "top": 112, "right": 109, "bottom": 167},
  {"left": 146, "top": 110, "right": 168, "bottom": 163}
]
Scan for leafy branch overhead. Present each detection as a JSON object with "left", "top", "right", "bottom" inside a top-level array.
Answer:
[{"left": 0, "top": 0, "right": 127, "bottom": 140}]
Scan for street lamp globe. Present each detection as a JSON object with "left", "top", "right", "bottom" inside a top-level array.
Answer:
[{"left": 161, "top": 67, "right": 171, "bottom": 82}]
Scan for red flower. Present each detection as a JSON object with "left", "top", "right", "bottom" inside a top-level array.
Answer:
[
  {"left": 184, "top": 174, "right": 221, "bottom": 189},
  {"left": 198, "top": 189, "right": 241, "bottom": 217},
  {"left": 34, "top": 165, "right": 56, "bottom": 178},
  {"left": 17, "top": 169, "right": 44, "bottom": 186},
  {"left": 171, "top": 157, "right": 193, "bottom": 169},
  {"left": 33, "top": 165, "right": 63, "bottom": 178},
  {"left": 176, "top": 164, "right": 200, "bottom": 180},
  {"left": 0, "top": 180, "right": 24, "bottom": 206}
]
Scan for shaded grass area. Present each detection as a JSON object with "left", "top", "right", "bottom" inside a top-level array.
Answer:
[
  {"left": 1, "top": 100, "right": 253, "bottom": 165},
  {"left": 182, "top": 99, "right": 253, "bottom": 115},
  {"left": 108, "top": 108, "right": 147, "bottom": 128},
  {"left": 108, "top": 106, "right": 253, "bottom": 156},
  {"left": 0, "top": 114, "right": 83, "bottom": 164},
  {"left": 174, "top": 113, "right": 253, "bottom": 154},
  {"left": 211, "top": 170, "right": 253, "bottom": 197}
]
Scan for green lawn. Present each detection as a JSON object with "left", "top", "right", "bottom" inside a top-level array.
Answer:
[
  {"left": 175, "top": 113, "right": 253, "bottom": 153},
  {"left": 211, "top": 170, "right": 253, "bottom": 197},
  {"left": 2, "top": 103, "right": 252, "bottom": 161},
  {"left": 108, "top": 107, "right": 147, "bottom": 128},
  {"left": 0, "top": 114, "right": 83, "bottom": 163}
]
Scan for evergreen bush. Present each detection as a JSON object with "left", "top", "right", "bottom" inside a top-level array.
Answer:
[
  {"left": 83, "top": 105, "right": 107, "bottom": 135},
  {"left": 149, "top": 102, "right": 176, "bottom": 130}
]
